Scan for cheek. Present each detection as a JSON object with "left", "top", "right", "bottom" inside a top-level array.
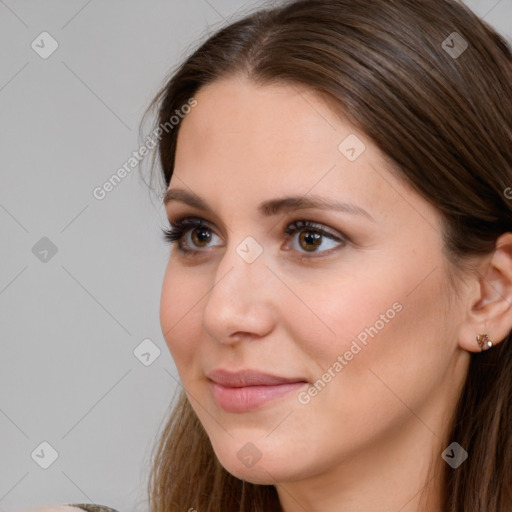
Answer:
[
  {"left": 285, "top": 252, "right": 450, "bottom": 398},
  {"left": 160, "top": 263, "right": 203, "bottom": 369},
  {"left": 296, "top": 263, "right": 451, "bottom": 421},
  {"left": 281, "top": 264, "right": 408, "bottom": 369}
]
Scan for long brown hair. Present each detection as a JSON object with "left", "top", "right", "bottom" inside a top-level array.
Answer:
[{"left": 142, "top": 0, "right": 512, "bottom": 510}]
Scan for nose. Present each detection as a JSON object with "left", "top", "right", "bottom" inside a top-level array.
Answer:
[{"left": 202, "top": 241, "right": 277, "bottom": 345}]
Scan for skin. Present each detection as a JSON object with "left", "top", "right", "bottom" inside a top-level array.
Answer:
[{"left": 160, "top": 74, "right": 512, "bottom": 512}]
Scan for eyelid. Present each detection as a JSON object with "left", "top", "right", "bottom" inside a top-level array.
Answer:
[
  {"left": 166, "top": 215, "right": 344, "bottom": 241},
  {"left": 286, "top": 219, "right": 345, "bottom": 242},
  {"left": 166, "top": 212, "right": 345, "bottom": 239},
  {"left": 167, "top": 214, "right": 223, "bottom": 237},
  {"left": 167, "top": 209, "right": 230, "bottom": 238}
]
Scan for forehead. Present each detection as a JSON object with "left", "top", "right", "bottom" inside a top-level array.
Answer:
[
  {"left": 176, "top": 75, "right": 345, "bottom": 159},
  {"left": 170, "top": 75, "right": 431, "bottom": 229}
]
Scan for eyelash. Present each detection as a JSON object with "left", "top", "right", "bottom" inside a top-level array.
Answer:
[{"left": 161, "top": 216, "right": 347, "bottom": 259}]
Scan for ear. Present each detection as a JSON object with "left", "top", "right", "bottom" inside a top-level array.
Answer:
[{"left": 458, "top": 232, "right": 512, "bottom": 353}]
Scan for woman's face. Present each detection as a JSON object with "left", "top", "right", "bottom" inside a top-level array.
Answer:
[{"left": 160, "top": 75, "right": 470, "bottom": 488}]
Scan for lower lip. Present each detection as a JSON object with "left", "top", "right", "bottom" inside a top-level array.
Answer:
[{"left": 209, "top": 380, "right": 308, "bottom": 413}]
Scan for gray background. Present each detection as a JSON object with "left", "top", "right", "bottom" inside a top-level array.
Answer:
[{"left": 1, "top": 1, "right": 511, "bottom": 511}]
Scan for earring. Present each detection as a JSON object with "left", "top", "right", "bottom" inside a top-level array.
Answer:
[{"left": 476, "top": 333, "right": 493, "bottom": 351}]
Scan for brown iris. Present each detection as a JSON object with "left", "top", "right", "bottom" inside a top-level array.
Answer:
[
  {"left": 299, "top": 231, "right": 322, "bottom": 252},
  {"left": 190, "top": 228, "right": 211, "bottom": 248}
]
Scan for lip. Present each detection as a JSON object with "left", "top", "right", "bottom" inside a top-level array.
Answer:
[{"left": 207, "top": 369, "right": 309, "bottom": 413}]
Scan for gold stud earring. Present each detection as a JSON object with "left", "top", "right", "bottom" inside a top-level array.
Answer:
[{"left": 476, "top": 333, "right": 493, "bottom": 351}]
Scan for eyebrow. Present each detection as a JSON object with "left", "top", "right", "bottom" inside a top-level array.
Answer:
[{"left": 163, "top": 188, "right": 375, "bottom": 221}]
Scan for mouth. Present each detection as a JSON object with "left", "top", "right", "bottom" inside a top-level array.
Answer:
[{"left": 207, "top": 368, "right": 309, "bottom": 413}]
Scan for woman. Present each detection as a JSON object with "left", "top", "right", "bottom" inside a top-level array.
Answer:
[
  {"left": 147, "top": 0, "right": 512, "bottom": 509},
  {"left": 33, "top": 0, "right": 512, "bottom": 510}
]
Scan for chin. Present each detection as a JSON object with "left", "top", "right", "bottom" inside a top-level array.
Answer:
[
  {"left": 220, "top": 458, "right": 281, "bottom": 485},
  {"left": 212, "top": 445, "right": 298, "bottom": 485}
]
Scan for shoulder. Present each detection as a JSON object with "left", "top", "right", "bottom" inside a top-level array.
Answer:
[
  {"left": 19, "top": 506, "right": 120, "bottom": 512},
  {"left": 19, "top": 507, "right": 86, "bottom": 512},
  {"left": 66, "top": 506, "right": 119, "bottom": 512},
  {"left": 67, "top": 506, "right": 120, "bottom": 512}
]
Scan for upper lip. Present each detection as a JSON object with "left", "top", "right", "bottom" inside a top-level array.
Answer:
[{"left": 207, "top": 369, "right": 308, "bottom": 387}]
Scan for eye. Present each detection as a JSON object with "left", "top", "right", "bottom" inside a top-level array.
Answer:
[
  {"left": 161, "top": 217, "right": 222, "bottom": 255},
  {"left": 161, "top": 216, "right": 347, "bottom": 258},
  {"left": 284, "top": 220, "right": 346, "bottom": 256}
]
